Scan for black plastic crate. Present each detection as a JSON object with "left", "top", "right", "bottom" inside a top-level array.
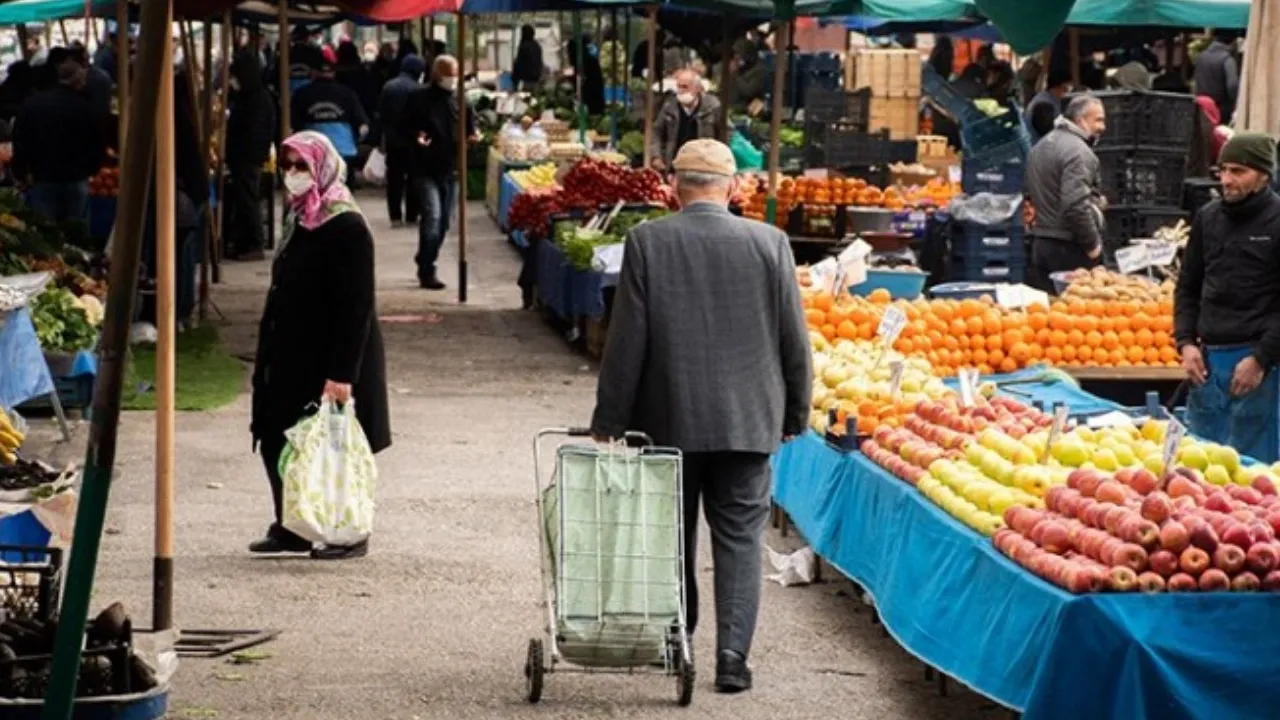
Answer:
[
  {"left": 948, "top": 257, "right": 1026, "bottom": 283},
  {"left": 0, "top": 545, "right": 63, "bottom": 623},
  {"left": 1096, "top": 146, "right": 1186, "bottom": 206},
  {"left": 821, "top": 127, "right": 918, "bottom": 168},
  {"left": 950, "top": 220, "right": 1026, "bottom": 263},
  {"left": 805, "top": 86, "right": 871, "bottom": 127},
  {"left": 1182, "top": 177, "right": 1221, "bottom": 216},
  {"left": 1082, "top": 90, "right": 1197, "bottom": 149},
  {"left": 962, "top": 156, "right": 1025, "bottom": 195},
  {"left": 960, "top": 106, "right": 1031, "bottom": 166},
  {"left": 1103, "top": 205, "right": 1189, "bottom": 255},
  {"left": 16, "top": 374, "right": 95, "bottom": 413}
]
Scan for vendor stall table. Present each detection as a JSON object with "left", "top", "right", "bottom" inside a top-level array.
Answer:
[
  {"left": 497, "top": 171, "right": 523, "bottom": 232},
  {"left": 535, "top": 239, "right": 615, "bottom": 323},
  {"left": 1066, "top": 366, "right": 1186, "bottom": 408},
  {"left": 0, "top": 309, "right": 71, "bottom": 439},
  {"left": 485, "top": 148, "right": 532, "bottom": 221},
  {"left": 773, "top": 375, "right": 1279, "bottom": 720}
]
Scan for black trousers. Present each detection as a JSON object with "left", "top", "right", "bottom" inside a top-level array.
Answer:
[
  {"left": 385, "top": 148, "right": 418, "bottom": 223},
  {"left": 681, "top": 451, "right": 772, "bottom": 658},
  {"left": 1029, "top": 237, "right": 1100, "bottom": 295},
  {"left": 225, "top": 161, "right": 264, "bottom": 257},
  {"left": 257, "top": 432, "right": 305, "bottom": 542}
]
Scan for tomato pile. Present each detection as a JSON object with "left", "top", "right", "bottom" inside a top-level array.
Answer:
[{"left": 508, "top": 158, "right": 676, "bottom": 239}]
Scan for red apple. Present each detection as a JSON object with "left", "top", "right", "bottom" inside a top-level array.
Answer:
[
  {"left": 1136, "top": 572, "right": 1166, "bottom": 593},
  {"left": 1159, "top": 521, "right": 1191, "bottom": 554},
  {"left": 1113, "top": 468, "right": 1136, "bottom": 487},
  {"left": 1064, "top": 566, "right": 1101, "bottom": 594},
  {"left": 1067, "top": 468, "right": 1096, "bottom": 491},
  {"left": 1221, "top": 523, "right": 1255, "bottom": 551},
  {"left": 1108, "top": 566, "right": 1139, "bottom": 592},
  {"left": 1140, "top": 493, "right": 1173, "bottom": 524},
  {"left": 1104, "top": 506, "right": 1132, "bottom": 535},
  {"left": 1231, "top": 508, "right": 1256, "bottom": 524},
  {"left": 1205, "top": 492, "right": 1233, "bottom": 513},
  {"left": 1123, "top": 519, "right": 1160, "bottom": 550},
  {"left": 1253, "top": 476, "right": 1278, "bottom": 496},
  {"left": 1172, "top": 496, "right": 1199, "bottom": 513},
  {"left": 1044, "top": 487, "right": 1069, "bottom": 514},
  {"left": 1040, "top": 522, "right": 1072, "bottom": 555},
  {"left": 1246, "top": 544, "right": 1279, "bottom": 575},
  {"left": 1128, "top": 469, "right": 1161, "bottom": 496},
  {"left": 1265, "top": 512, "right": 1280, "bottom": 539},
  {"left": 1212, "top": 544, "right": 1247, "bottom": 574},
  {"left": 1263, "top": 570, "right": 1280, "bottom": 592},
  {"left": 1180, "top": 546, "right": 1211, "bottom": 577},
  {"left": 1167, "top": 572, "right": 1198, "bottom": 592},
  {"left": 1190, "top": 524, "right": 1220, "bottom": 553},
  {"left": 1077, "top": 473, "right": 1103, "bottom": 498},
  {"left": 1250, "top": 522, "right": 1275, "bottom": 544},
  {"left": 1231, "top": 571, "right": 1261, "bottom": 592},
  {"left": 1112, "top": 543, "right": 1149, "bottom": 573},
  {"left": 1095, "top": 481, "right": 1128, "bottom": 505},
  {"left": 1148, "top": 549, "right": 1180, "bottom": 577},
  {"left": 1167, "top": 475, "right": 1204, "bottom": 501},
  {"left": 1198, "top": 568, "right": 1230, "bottom": 592}
]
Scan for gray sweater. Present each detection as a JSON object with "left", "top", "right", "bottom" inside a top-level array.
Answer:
[{"left": 1024, "top": 118, "right": 1104, "bottom": 249}]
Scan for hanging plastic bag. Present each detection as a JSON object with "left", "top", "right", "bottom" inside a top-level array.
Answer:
[
  {"left": 729, "top": 129, "right": 764, "bottom": 171},
  {"left": 279, "top": 399, "right": 378, "bottom": 546},
  {"left": 361, "top": 148, "right": 387, "bottom": 185}
]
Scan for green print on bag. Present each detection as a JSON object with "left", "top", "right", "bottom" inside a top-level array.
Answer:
[{"left": 278, "top": 399, "right": 378, "bottom": 546}]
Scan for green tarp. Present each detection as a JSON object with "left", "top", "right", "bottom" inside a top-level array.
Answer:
[
  {"left": 0, "top": 0, "right": 114, "bottom": 24},
  {"left": 971, "top": 0, "right": 1249, "bottom": 53}
]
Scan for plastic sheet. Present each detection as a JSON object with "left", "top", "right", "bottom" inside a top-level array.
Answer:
[
  {"left": 536, "top": 240, "right": 614, "bottom": 321},
  {"left": 949, "top": 191, "right": 1022, "bottom": 226},
  {"left": 774, "top": 433, "right": 1280, "bottom": 719},
  {"left": 0, "top": 309, "right": 54, "bottom": 411}
]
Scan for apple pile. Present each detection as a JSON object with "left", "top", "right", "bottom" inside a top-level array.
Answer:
[{"left": 994, "top": 466, "right": 1280, "bottom": 593}]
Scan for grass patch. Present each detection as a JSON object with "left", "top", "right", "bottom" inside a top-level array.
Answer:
[{"left": 123, "top": 325, "right": 246, "bottom": 411}]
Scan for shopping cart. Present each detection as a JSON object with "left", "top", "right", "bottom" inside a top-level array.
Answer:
[{"left": 524, "top": 427, "right": 694, "bottom": 706}]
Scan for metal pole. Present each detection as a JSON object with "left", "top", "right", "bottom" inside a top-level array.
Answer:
[
  {"left": 200, "top": 18, "right": 215, "bottom": 307},
  {"left": 642, "top": 5, "right": 656, "bottom": 168},
  {"left": 717, "top": 14, "right": 732, "bottom": 141},
  {"left": 1069, "top": 28, "right": 1080, "bottom": 88},
  {"left": 41, "top": 0, "right": 169, "bottom": 713},
  {"left": 279, "top": 2, "right": 290, "bottom": 138},
  {"left": 457, "top": 13, "right": 469, "bottom": 304},
  {"left": 624, "top": 10, "right": 631, "bottom": 108},
  {"left": 154, "top": 16, "right": 176, "bottom": 633},
  {"left": 765, "top": 20, "right": 789, "bottom": 226},
  {"left": 213, "top": 11, "right": 232, "bottom": 268},
  {"left": 573, "top": 12, "right": 584, "bottom": 143}
]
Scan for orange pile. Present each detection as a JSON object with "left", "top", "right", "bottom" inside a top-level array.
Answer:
[
  {"left": 740, "top": 174, "right": 958, "bottom": 227},
  {"left": 801, "top": 288, "right": 1180, "bottom": 377}
]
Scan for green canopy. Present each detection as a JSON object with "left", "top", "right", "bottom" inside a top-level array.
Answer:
[
  {"left": 971, "top": 0, "right": 1250, "bottom": 54},
  {"left": 855, "top": 0, "right": 978, "bottom": 22},
  {"left": 0, "top": 0, "right": 114, "bottom": 23}
]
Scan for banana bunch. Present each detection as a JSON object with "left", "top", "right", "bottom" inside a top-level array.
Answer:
[
  {"left": 510, "top": 162, "right": 558, "bottom": 190},
  {"left": 0, "top": 412, "right": 23, "bottom": 466}
]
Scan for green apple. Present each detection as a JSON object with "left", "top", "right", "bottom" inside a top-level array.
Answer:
[
  {"left": 1052, "top": 438, "right": 1089, "bottom": 467},
  {"left": 1093, "top": 447, "right": 1119, "bottom": 472},
  {"left": 1112, "top": 444, "right": 1138, "bottom": 468},
  {"left": 1206, "top": 444, "right": 1241, "bottom": 474},
  {"left": 1143, "top": 453, "right": 1164, "bottom": 475},
  {"left": 1203, "top": 464, "right": 1231, "bottom": 486},
  {"left": 1178, "top": 444, "right": 1210, "bottom": 470}
]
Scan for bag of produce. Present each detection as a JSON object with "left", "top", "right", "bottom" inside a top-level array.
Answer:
[
  {"left": 361, "top": 149, "right": 387, "bottom": 185},
  {"left": 279, "top": 399, "right": 378, "bottom": 546}
]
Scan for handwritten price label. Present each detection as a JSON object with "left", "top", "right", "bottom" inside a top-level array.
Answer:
[
  {"left": 1042, "top": 405, "right": 1070, "bottom": 464},
  {"left": 1162, "top": 417, "right": 1187, "bottom": 472},
  {"left": 889, "top": 360, "right": 905, "bottom": 399},
  {"left": 958, "top": 368, "right": 976, "bottom": 408},
  {"left": 878, "top": 306, "right": 907, "bottom": 347}
]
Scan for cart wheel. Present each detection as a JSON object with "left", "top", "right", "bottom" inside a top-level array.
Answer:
[
  {"left": 675, "top": 649, "right": 694, "bottom": 706},
  {"left": 525, "top": 638, "right": 544, "bottom": 703}
]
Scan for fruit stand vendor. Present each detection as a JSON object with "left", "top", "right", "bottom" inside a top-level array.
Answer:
[{"left": 1174, "top": 132, "right": 1280, "bottom": 463}]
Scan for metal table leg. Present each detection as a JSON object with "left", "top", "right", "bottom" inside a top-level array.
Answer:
[{"left": 46, "top": 388, "right": 71, "bottom": 442}]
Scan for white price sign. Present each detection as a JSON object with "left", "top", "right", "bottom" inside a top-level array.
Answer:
[
  {"left": 1041, "top": 405, "right": 1070, "bottom": 464},
  {"left": 1147, "top": 242, "right": 1178, "bottom": 267},
  {"left": 958, "top": 368, "right": 976, "bottom": 408},
  {"left": 1162, "top": 416, "right": 1187, "bottom": 472},
  {"left": 809, "top": 258, "right": 840, "bottom": 295},
  {"left": 1115, "top": 245, "right": 1150, "bottom": 274},
  {"left": 889, "top": 360, "right": 905, "bottom": 399},
  {"left": 877, "top": 306, "right": 907, "bottom": 347}
]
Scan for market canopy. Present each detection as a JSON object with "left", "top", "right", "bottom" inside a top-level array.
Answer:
[
  {"left": 968, "top": 0, "right": 1250, "bottom": 53},
  {"left": 173, "top": 0, "right": 463, "bottom": 20},
  {"left": 0, "top": 0, "right": 113, "bottom": 23}
]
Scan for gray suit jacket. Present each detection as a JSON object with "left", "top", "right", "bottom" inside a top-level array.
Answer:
[{"left": 590, "top": 202, "right": 813, "bottom": 454}]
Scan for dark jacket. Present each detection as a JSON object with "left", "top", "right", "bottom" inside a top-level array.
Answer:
[
  {"left": 12, "top": 85, "right": 104, "bottom": 183},
  {"left": 1193, "top": 40, "right": 1239, "bottom": 124},
  {"left": 1024, "top": 118, "right": 1103, "bottom": 249},
  {"left": 1174, "top": 190, "right": 1280, "bottom": 368},
  {"left": 512, "top": 38, "right": 544, "bottom": 87},
  {"left": 377, "top": 72, "right": 421, "bottom": 150},
  {"left": 251, "top": 211, "right": 390, "bottom": 452},
  {"left": 651, "top": 93, "right": 722, "bottom": 168},
  {"left": 83, "top": 65, "right": 112, "bottom": 120},
  {"left": 227, "top": 50, "right": 276, "bottom": 168},
  {"left": 290, "top": 78, "right": 369, "bottom": 158},
  {"left": 1025, "top": 90, "right": 1061, "bottom": 144},
  {"left": 402, "top": 83, "right": 475, "bottom": 180},
  {"left": 590, "top": 202, "right": 812, "bottom": 452},
  {"left": 567, "top": 37, "right": 605, "bottom": 116}
]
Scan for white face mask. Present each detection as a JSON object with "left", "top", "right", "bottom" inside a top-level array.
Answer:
[
  {"left": 438, "top": 76, "right": 457, "bottom": 91},
  {"left": 229, "top": 77, "right": 241, "bottom": 92},
  {"left": 284, "top": 171, "right": 314, "bottom": 197},
  {"left": 677, "top": 91, "right": 697, "bottom": 107}
]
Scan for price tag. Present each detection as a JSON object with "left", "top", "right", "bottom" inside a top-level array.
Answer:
[
  {"left": 1147, "top": 242, "right": 1178, "bottom": 267},
  {"left": 1162, "top": 416, "right": 1187, "bottom": 472},
  {"left": 1041, "top": 405, "right": 1070, "bottom": 464},
  {"left": 877, "top": 306, "right": 907, "bottom": 347},
  {"left": 809, "top": 257, "right": 839, "bottom": 295},
  {"left": 1115, "top": 245, "right": 1151, "bottom": 274},
  {"left": 958, "top": 368, "right": 976, "bottom": 408},
  {"left": 888, "top": 360, "right": 905, "bottom": 399}
]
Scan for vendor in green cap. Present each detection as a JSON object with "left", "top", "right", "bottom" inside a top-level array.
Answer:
[{"left": 1175, "top": 131, "right": 1280, "bottom": 462}]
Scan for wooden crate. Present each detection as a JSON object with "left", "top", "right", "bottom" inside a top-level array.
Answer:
[
  {"left": 852, "top": 49, "right": 923, "bottom": 98},
  {"left": 917, "top": 135, "right": 950, "bottom": 160},
  {"left": 869, "top": 96, "right": 921, "bottom": 140}
]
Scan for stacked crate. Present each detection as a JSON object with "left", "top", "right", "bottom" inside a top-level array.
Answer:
[
  {"left": 947, "top": 216, "right": 1026, "bottom": 284},
  {"left": 851, "top": 48, "right": 922, "bottom": 140},
  {"left": 1071, "top": 90, "right": 1193, "bottom": 258}
]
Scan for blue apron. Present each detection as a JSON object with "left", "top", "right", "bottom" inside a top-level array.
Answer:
[{"left": 1186, "top": 344, "right": 1280, "bottom": 463}]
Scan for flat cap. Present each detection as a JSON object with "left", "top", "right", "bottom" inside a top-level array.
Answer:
[{"left": 672, "top": 138, "right": 736, "bottom": 177}]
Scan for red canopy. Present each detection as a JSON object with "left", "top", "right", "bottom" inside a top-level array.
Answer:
[{"left": 174, "top": 0, "right": 463, "bottom": 21}]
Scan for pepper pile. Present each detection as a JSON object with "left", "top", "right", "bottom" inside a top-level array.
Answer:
[{"left": 508, "top": 159, "right": 676, "bottom": 239}]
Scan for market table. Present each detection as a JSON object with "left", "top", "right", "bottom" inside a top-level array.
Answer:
[
  {"left": 497, "top": 172, "right": 523, "bottom": 232},
  {"left": 0, "top": 308, "right": 55, "bottom": 412},
  {"left": 535, "top": 239, "right": 615, "bottom": 322},
  {"left": 774, "top": 427, "right": 1280, "bottom": 719}
]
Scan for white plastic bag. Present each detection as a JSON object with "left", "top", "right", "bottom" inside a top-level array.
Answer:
[
  {"left": 279, "top": 399, "right": 378, "bottom": 546},
  {"left": 362, "top": 148, "right": 387, "bottom": 185}
]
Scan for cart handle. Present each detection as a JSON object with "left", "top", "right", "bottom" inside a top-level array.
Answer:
[{"left": 541, "top": 427, "right": 654, "bottom": 445}]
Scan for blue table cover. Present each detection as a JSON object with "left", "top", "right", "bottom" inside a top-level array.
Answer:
[
  {"left": 773, "top": 433, "right": 1280, "bottom": 720},
  {"left": 535, "top": 239, "right": 616, "bottom": 321},
  {"left": 947, "top": 366, "right": 1125, "bottom": 417},
  {"left": 510, "top": 229, "right": 530, "bottom": 249},
  {"left": 498, "top": 172, "right": 522, "bottom": 231},
  {"left": 0, "top": 308, "right": 54, "bottom": 411}
]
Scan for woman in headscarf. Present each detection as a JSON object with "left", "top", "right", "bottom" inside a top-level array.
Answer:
[
  {"left": 512, "top": 24, "right": 543, "bottom": 91},
  {"left": 249, "top": 131, "right": 390, "bottom": 561}
]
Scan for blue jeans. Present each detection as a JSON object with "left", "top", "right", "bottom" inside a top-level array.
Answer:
[
  {"left": 414, "top": 175, "right": 457, "bottom": 282},
  {"left": 1187, "top": 344, "right": 1280, "bottom": 463},
  {"left": 27, "top": 180, "right": 89, "bottom": 224}
]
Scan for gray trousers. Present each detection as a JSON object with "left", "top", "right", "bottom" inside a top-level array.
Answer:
[{"left": 682, "top": 451, "right": 771, "bottom": 659}]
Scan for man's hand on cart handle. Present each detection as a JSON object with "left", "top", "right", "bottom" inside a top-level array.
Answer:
[
  {"left": 1230, "top": 356, "right": 1265, "bottom": 397},
  {"left": 1181, "top": 345, "right": 1207, "bottom": 386}
]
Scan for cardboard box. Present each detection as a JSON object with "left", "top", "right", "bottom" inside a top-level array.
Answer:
[
  {"left": 869, "top": 96, "right": 921, "bottom": 140},
  {"left": 852, "top": 49, "right": 923, "bottom": 98}
]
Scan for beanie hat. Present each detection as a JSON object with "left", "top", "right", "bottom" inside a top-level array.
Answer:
[
  {"left": 400, "top": 54, "right": 425, "bottom": 78},
  {"left": 1220, "top": 132, "right": 1277, "bottom": 176}
]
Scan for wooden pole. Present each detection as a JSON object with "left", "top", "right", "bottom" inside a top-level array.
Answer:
[
  {"left": 457, "top": 14, "right": 468, "bottom": 304},
  {"left": 200, "top": 17, "right": 215, "bottom": 303},
  {"left": 116, "top": 0, "right": 128, "bottom": 145},
  {"left": 153, "top": 3, "right": 176, "bottom": 635},
  {"left": 58, "top": 19, "right": 69, "bottom": 47},
  {"left": 41, "top": 0, "right": 169, "bottom": 713},
  {"left": 212, "top": 11, "right": 231, "bottom": 271},
  {"left": 765, "top": 20, "right": 789, "bottom": 225},
  {"left": 642, "top": 5, "right": 656, "bottom": 168}
]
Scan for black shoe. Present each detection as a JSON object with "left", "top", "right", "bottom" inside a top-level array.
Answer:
[
  {"left": 310, "top": 539, "right": 369, "bottom": 560},
  {"left": 248, "top": 533, "right": 311, "bottom": 554},
  {"left": 419, "top": 277, "right": 446, "bottom": 290},
  {"left": 715, "top": 650, "right": 752, "bottom": 694},
  {"left": 390, "top": 219, "right": 403, "bottom": 228}
]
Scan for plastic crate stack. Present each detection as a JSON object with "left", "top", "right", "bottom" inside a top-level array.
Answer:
[
  {"left": 947, "top": 215, "right": 1026, "bottom": 284},
  {"left": 1073, "top": 90, "right": 1194, "bottom": 258},
  {"left": 812, "top": 127, "right": 916, "bottom": 185},
  {"left": 924, "top": 64, "right": 1030, "bottom": 198},
  {"left": 762, "top": 52, "right": 843, "bottom": 112},
  {"left": 850, "top": 48, "right": 921, "bottom": 140},
  {"left": 802, "top": 87, "right": 870, "bottom": 168}
]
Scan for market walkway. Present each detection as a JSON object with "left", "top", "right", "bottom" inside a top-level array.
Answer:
[{"left": 89, "top": 198, "right": 1005, "bottom": 720}]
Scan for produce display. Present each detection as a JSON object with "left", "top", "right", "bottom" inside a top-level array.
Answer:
[
  {"left": 552, "top": 208, "right": 671, "bottom": 272},
  {"left": 0, "top": 410, "right": 24, "bottom": 466},
  {"left": 809, "top": 334, "right": 951, "bottom": 435},
  {"left": 0, "top": 188, "right": 109, "bottom": 302},
  {"left": 739, "top": 174, "right": 957, "bottom": 229},
  {"left": 88, "top": 163, "right": 120, "bottom": 198},
  {"left": 507, "top": 158, "right": 675, "bottom": 239},
  {"left": 509, "top": 162, "right": 558, "bottom": 191},
  {"left": 0, "top": 457, "right": 60, "bottom": 491},
  {"left": 30, "top": 287, "right": 100, "bottom": 353},
  {"left": 1056, "top": 266, "right": 1173, "bottom": 304}
]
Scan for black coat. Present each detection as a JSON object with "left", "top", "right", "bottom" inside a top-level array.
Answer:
[
  {"left": 227, "top": 50, "right": 276, "bottom": 168},
  {"left": 402, "top": 84, "right": 475, "bottom": 180},
  {"left": 251, "top": 212, "right": 391, "bottom": 453}
]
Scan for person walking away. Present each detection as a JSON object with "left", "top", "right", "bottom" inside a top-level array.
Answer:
[
  {"left": 378, "top": 54, "right": 425, "bottom": 228},
  {"left": 566, "top": 35, "right": 605, "bottom": 116},
  {"left": 590, "top": 139, "right": 812, "bottom": 694},
  {"left": 250, "top": 131, "right": 390, "bottom": 560},
  {"left": 336, "top": 41, "right": 381, "bottom": 146},
  {"left": 1175, "top": 133, "right": 1280, "bottom": 463},
  {"left": 224, "top": 49, "right": 276, "bottom": 259},
  {"left": 12, "top": 51, "right": 104, "bottom": 223},
  {"left": 1025, "top": 69, "right": 1072, "bottom": 144},
  {"left": 512, "top": 24, "right": 544, "bottom": 92},
  {"left": 403, "top": 54, "right": 476, "bottom": 290},
  {"left": 291, "top": 52, "right": 369, "bottom": 185},
  {"left": 1194, "top": 31, "right": 1240, "bottom": 125},
  {"left": 650, "top": 69, "right": 722, "bottom": 172},
  {"left": 1024, "top": 94, "right": 1107, "bottom": 293}
]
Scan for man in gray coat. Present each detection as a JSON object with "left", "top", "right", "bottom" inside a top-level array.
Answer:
[
  {"left": 1024, "top": 94, "right": 1107, "bottom": 293},
  {"left": 591, "top": 139, "right": 812, "bottom": 693},
  {"left": 650, "top": 69, "right": 724, "bottom": 172}
]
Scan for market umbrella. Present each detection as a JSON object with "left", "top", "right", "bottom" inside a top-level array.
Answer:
[{"left": 1236, "top": 0, "right": 1280, "bottom": 133}]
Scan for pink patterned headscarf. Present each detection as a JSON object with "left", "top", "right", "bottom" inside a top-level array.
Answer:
[{"left": 281, "top": 130, "right": 359, "bottom": 230}]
